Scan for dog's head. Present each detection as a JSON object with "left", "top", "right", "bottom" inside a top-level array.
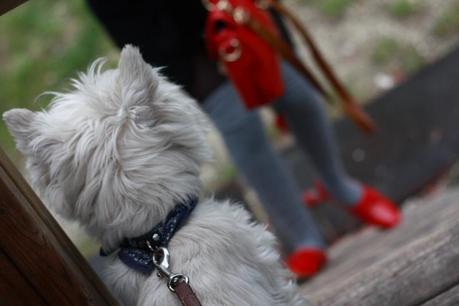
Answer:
[{"left": 4, "top": 45, "right": 210, "bottom": 244}]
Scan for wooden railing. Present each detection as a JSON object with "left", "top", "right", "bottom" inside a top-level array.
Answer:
[
  {"left": 0, "top": 0, "right": 27, "bottom": 15},
  {"left": 1, "top": 3, "right": 118, "bottom": 305},
  {"left": 0, "top": 147, "right": 119, "bottom": 305}
]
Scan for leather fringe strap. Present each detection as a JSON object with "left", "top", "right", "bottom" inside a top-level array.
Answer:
[
  {"left": 243, "top": 9, "right": 329, "bottom": 99},
  {"left": 267, "top": 0, "right": 376, "bottom": 133},
  {"left": 252, "top": 0, "right": 377, "bottom": 133}
]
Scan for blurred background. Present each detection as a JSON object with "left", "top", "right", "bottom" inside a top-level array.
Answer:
[{"left": 1, "top": 0, "right": 459, "bottom": 257}]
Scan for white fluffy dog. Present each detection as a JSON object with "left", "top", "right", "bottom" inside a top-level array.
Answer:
[{"left": 4, "top": 45, "right": 309, "bottom": 306}]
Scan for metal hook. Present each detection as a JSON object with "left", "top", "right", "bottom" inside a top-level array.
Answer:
[
  {"left": 152, "top": 246, "right": 171, "bottom": 278},
  {"left": 167, "top": 274, "right": 189, "bottom": 292},
  {"left": 151, "top": 247, "right": 190, "bottom": 292}
]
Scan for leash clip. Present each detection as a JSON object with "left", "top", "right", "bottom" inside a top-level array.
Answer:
[
  {"left": 151, "top": 246, "right": 171, "bottom": 277},
  {"left": 151, "top": 246, "right": 189, "bottom": 292}
]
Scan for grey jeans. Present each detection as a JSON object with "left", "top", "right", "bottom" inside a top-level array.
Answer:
[{"left": 203, "top": 62, "right": 361, "bottom": 253}]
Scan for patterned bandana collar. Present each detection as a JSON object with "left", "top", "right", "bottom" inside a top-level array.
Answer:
[{"left": 100, "top": 197, "right": 198, "bottom": 275}]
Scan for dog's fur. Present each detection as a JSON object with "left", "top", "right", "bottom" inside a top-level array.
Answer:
[{"left": 4, "top": 46, "right": 308, "bottom": 306}]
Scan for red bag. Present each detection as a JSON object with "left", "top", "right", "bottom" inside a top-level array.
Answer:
[{"left": 204, "top": 0, "right": 284, "bottom": 109}]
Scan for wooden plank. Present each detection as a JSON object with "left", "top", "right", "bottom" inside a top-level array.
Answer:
[
  {"left": 420, "top": 284, "right": 459, "bottom": 306},
  {"left": 0, "top": 0, "right": 28, "bottom": 15},
  {"left": 306, "top": 192, "right": 459, "bottom": 287},
  {"left": 0, "top": 148, "right": 119, "bottom": 306},
  {"left": 309, "top": 221, "right": 459, "bottom": 306},
  {"left": 0, "top": 249, "right": 47, "bottom": 306},
  {"left": 301, "top": 190, "right": 459, "bottom": 306}
]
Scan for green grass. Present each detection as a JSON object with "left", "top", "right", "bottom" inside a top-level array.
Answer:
[
  {"left": 386, "top": 0, "right": 422, "bottom": 20},
  {"left": 298, "top": 0, "right": 355, "bottom": 18},
  {"left": 433, "top": 0, "right": 459, "bottom": 37},
  {"left": 399, "top": 45, "right": 425, "bottom": 73},
  {"left": 372, "top": 38, "right": 401, "bottom": 65},
  {"left": 371, "top": 37, "right": 425, "bottom": 74},
  {"left": 0, "top": 0, "right": 116, "bottom": 158},
  {"left": 319, "top": 0, "right": 355, "bottom": 18}
]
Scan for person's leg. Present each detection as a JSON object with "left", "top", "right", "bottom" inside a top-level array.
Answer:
[
  {"left": 274, "top": 62, "right": 363, "bottom": 206},
  {"left": 273, "top": 62, "right": 401, "bottom": 229},
  {"left": 203, "top": 81, "right": 325, "bottom": 253}
]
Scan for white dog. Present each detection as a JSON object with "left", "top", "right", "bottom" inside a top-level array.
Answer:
[{"left": 4, "top": 45, "right": 309, "bottom": 306}]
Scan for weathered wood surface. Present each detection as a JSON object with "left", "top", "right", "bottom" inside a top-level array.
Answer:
[
  {"left": 0, "top": 0, "right": 27, "bottom": 15},
  {"left": 301, "top": 189, "right": 459, "bottom": 306},
  {"left": 0, "top": 148, "right": 119, "bottom": 306},
  {"left": 421, "top": 284, "right": 459, "bottom": 306},
  {"left": 0, "top": 248, "right": 48, "bottom": 306}
]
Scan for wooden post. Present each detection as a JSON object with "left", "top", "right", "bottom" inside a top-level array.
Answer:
[
  {"left": 0, "top": 147, "right": 119, "bottom": 305},
  {"left": 0, "top": 0, "right": 28, "bottom": 15}
]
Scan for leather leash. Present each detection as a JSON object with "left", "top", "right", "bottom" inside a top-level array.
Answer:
[
  {"left": 174, "top": 281, "right": 203, "bottom": 306},
  {"left": 265, "top": 0, "right": 377, "bottom": 133},
  {"left": 152, "top": 247, "right": 202, "bottom": 306}
]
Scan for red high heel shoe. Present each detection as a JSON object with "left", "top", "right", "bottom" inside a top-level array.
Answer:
[
  {"left": 350, "top": 186, "right": 401, "bottom": 228},
  {"left": 286, "top": 248, "right": 327, "bottom": 279},
  {"left": 303, "top": 182, "right": 401, "bottom": 229}
]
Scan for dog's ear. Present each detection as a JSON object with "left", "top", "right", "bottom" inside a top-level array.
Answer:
[
  {"left": 118, "top": 45, "right": 159, "bottom": 108},
  {"left": 3, "top": 108, "right": 36, "bottom": 153}
]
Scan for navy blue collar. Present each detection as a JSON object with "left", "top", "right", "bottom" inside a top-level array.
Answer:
[{"left": 100, "top": 196, "right": 198, "bottom": 275}]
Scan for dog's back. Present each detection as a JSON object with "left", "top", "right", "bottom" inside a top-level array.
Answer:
[{"left": 4, "top": 45, "right": 308, "bottom": 306}]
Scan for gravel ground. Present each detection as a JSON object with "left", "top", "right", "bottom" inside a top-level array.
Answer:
[{"left": 284, "top": 0, "right": 459, "bottom": 102}]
